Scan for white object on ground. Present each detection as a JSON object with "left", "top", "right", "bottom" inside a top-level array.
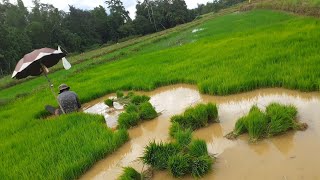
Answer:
[{"left": 192, "top": 28, "right": 204, "bottom": 33}]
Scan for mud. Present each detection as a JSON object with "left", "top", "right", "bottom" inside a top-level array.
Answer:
[{"left": 80, "top": 84, "right": 320, "bottom": 180}]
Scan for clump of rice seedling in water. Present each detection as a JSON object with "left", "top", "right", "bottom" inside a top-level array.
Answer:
[
  {"left": 141, "top": 141, "right": 180, "bottom": 170},
  {"left": 246, "top": 106, "right": 268, "bottom": 142},
  {"left": 168, "top": 154, "right": 192, "bottom": 177},
  {"left": 206, "top": 103, "right": 219, "bottom": 123},
  {"left": 266, "top": 103, "right": 303, "bottom": 136},
  {"left": 138, "top": 102, "right": 157, "bottom": 120},
  {"left": 116, "top": 91, "right": 124, "bottom": 98},
  {"left": 174, "top": 129, "right": 192, "bottom": 147},
  {"left": 118, "top": 112, "right": 140, "bottom": 129},
  {"left": 225, "top": 116, "right": 248, "bottom": 140},
  {"left": 125, "top": 104, "right": 139, "bottom": 113},
  {"left": 170, "top": 103, "right": 219, "bottom": 131},
  {"left": 169, "top": 122, "right": 182, "bottom": 138},
  {"left": 188, "top": 139, "right": 208, "bottom": 157},
  {"left": 184, "top": 104, "right": 208, "bottom": 130},
  {"left": 104, "top": 99, "right": 114, "bottom": 107},
  {"left": 131, "top": 95, "right": 150, "bottom": 105},
  {"left": 119, "top": 167, "right": 143, "bottom": 180},
  {"left": 191, "top": 155, "right": 213, "bottom": 178}
]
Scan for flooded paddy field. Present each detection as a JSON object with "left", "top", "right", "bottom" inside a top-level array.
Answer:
[{"left": 81, "top": 84, "right": 320, "bottom": 180}]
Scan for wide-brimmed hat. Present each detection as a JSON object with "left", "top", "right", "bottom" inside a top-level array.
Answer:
[{"left": 59, "top": 84, "right": 70, "bottom": 93}]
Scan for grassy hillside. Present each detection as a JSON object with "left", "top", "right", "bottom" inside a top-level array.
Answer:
[{"left": 0, "top": 8, "right": 320, "bottom": 179}]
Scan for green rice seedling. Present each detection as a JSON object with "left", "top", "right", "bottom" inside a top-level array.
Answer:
[
  {"left": 246, "top": 106, "right": 268, "bottom": 142},
  {"left": 116, "top": 91, "right": 124, "bottom": 98},
  {"left": 170, "top": 115, "right": 189, "bottom": 129},
  {"left": 125, "top": 92, "right": 135, "bottom": 98},
  {"left": 168, "top": 153, "right": 192, "bottom": 177},
  {"left": 118, "top": 112, "right": 140, "bottom": 129},
  {"left": 141, "top": 141, "right": 180, "bottom": 170},
  {"left": 169, "top": 122, "right": 182, "bottom": 137},
  {"left": 266, "top": 103, "right": 297, "bottom": 136},
  {"left": 125, "top": 104, "right": 139, "bottom": 113},
  {"left": 104, "top": 99, "right": 114, "bottom": 107},
  {"left": 138, "top": 102, "right": 158, "bottom": 120},
  {"left": 174, "top": 129, "right": 192, "bottom": 147},
  {"left": 226, "top": 116, "right": 248, "bottom": 139},
  {"left": 188, "top": 139, "right": 208, "bottom": 157},
  {"left": 206, "top": 103, "right": 219, "bottom": 123},
  {"left": 119, "top": 167, "right": 143, "bottom": 180},
  {"left": 191, "top": 155, "right": 213, "bottom": 178},
  {"left": 183, "top": 104, "right": 208, "bottom": 130},
  {"left": 130, "top": 95, "right": 150, "bottom": 105}
]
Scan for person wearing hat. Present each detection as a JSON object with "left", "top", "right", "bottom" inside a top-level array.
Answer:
[{"left": 45, "top": 84, "right": 81, "bottom": 115}]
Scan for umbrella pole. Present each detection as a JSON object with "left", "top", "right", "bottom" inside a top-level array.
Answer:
[{"left": 41, "top": 65, "right": 66, "bottom": 114}]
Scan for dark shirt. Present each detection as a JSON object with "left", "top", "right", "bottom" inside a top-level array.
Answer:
[{"left": 58, "top": 91, "right": 81, "bottom": 113}]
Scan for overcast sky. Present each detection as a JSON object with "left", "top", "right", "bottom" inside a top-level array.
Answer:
[{"left": 10, "top": 0, "right": 212, "bottom": 19}]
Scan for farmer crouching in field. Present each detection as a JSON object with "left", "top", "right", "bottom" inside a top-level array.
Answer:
[{"left": 45, "top": 84, "right": 81, "bottom": 115}]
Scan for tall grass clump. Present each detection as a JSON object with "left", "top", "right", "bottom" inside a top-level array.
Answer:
[
  {"left": 130, "top": 95, "right": 150, "bottom": 105},
  {"left": 119, "top": 167, "right": 143, "bottom": 180},
  {"left": 227, "top": 103, "right": 308, "bottom": 143},
  {"left": 170, "top": 103, "right": 219, "bottom": 131}
]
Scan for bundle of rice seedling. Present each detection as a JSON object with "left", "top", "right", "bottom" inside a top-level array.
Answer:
[
  {"left": 206, "top": 103, "right": 219, "bottom": 123},
  {"left": 191, "top": 155, "right": 213, "bottom": 178},
  {"left": 169, "top": 122, "right": 182, "bottom": 138},
  {"left": 246, "top": 106, "right": 268, "bottom": 142},
  {"left": 118, "top": 112, "right": 140, "bottom": 129},
  {"left": 266, "top": 103, "right": 297, "bottom": 136},
  {"left": 184, "top": 104, "right": 208, "bottom": 130},
  {"left": 131, "top": 95, "right": 150, "bottom": 105},
  {"left": 119, "top": 167, "right": 143, "bottom": 180},
  {"left": 116, "top": 91, "right": 124, "bottom": 98},
  {"left": 174, "top": 129, "right": 192, "bottom": 147},
  {"left": 138, "top": 102, "right": 157, "bottom": 120},
  {"left": 170, "top": 115, "right": 188, "bottom": 129},
  {"left": 125, "top": 104, "right": 139, "bottom": 113},
  {"left": 225, "top": 116, "right": 248, "bottom": 139},
  {"left": 188, "top": 139, "right": 208, "bottom": 157},
  {"left": 141, "top": 141, "right": 180, "bottom": 170},
  {"left": 168, "top": 154, "right": 192, "bottom": 177},
  {"left": 104, "top": 99, "right": 114, "bottom": 107}
]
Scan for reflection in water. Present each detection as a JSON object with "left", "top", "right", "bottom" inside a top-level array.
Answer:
[{"left": 80, "top": 84, "right": 320, "bottom": 180}]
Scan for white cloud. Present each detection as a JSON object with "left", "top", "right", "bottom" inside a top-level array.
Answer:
[{"left": 11, "top": 0, "right": 212, "bottom": 19}]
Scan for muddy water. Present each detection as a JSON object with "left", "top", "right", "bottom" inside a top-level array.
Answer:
[{"left": 80, "top": 84, "right": 320, "bottom": 180}]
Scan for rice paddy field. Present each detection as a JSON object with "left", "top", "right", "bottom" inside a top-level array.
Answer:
[{"left": 1, "top": 4, "right": 320, "bottom": 179}]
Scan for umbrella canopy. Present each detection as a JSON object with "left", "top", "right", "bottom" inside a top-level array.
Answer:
[{"left": 12, "top": 47, "right": 66, "bottom": 79}]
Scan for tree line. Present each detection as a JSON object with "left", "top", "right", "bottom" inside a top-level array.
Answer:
[{"left": 0, "top": 0, "right": 244, "bottom": 76}]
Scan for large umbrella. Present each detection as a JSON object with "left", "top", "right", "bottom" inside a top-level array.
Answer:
[{"left": 12, "top": 46, "right": 71, "bottom": 114}]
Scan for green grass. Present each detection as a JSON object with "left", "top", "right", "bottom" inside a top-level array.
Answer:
[
  {"left": 119, "top": 167, "right": 143, "bottom": 180},
  {"left": 191, "top": 155, "right": 213, "bottom": 178},
  {"left": 0, "top": 8, "right": 320, "bottom": 179},
  {"left": 174, "top": 129, "right": 193, "bottom": 147}
]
